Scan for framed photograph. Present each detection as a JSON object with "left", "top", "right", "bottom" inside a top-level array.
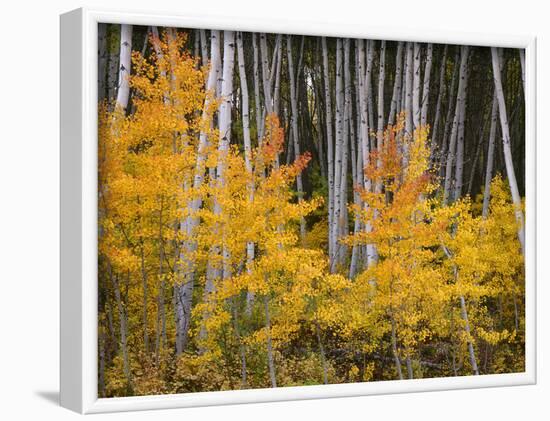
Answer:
[{"left": 60, "top": 7, "right": 536, "bottom": 414}]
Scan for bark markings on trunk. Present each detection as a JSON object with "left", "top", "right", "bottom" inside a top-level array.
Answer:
[
  {"left": 116, "top": 24, "right": 133, "bottom": 112},
  {"left": 491, "top": 47, "right": 526, "bottom": 254}
]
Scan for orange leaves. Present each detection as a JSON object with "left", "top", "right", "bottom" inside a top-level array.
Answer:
[
  {"left": 365, "top": 124, "right": 403, "bottom": 186},
  {"left": 258, "top": 113, "right": 285, "bottom": 165}
]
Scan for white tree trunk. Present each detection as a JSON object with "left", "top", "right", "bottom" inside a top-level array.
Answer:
[
  {"left": 218, "top": 31, "right": 236, "bottom": 169},
  {"left": 286, "top": 35, "right": 306, "bottom": 239},
  {"left": 115, "top": 24, "right": 133, "bottom": 112},
  {"left": 400, "top": 49, "right": 408, "bottom": 121},
  {"left": 482, "top": 95, "right": 499, "bottom": 218},
  {"left": 356, "top": 39, "right": 376, "bottom": 268},
  {"left": 519, "top": 49, "right": 526, "bottom": 94},
  {"left": 412, "top": 42, "right": 421, "bottom": 131},
  {"left": 404, "top": 42, "right": 414, "bottom": 137},
  {"left": 460, "top": 295, "right": 480, "bottom": 375},
  {"left": 439, "top": 48, "right": 460, "bottom": 172},
  {"left": 273, "top": 37, "right": 283, "bottom": 115},
  {"left": 264, "top": 296, "right": 277, "bottom": 387},
  {"left": 443, "top": 46, "right": 469, "bottom": 205},
  {"left": 388, "top": 42, "right": 404, "bottom": 126},
  {"left": 189, "top": 30, "right": 222, "bottom": 346},
  {"left": 215, "top": 31, "right": 236, "bottom": 315},
  {"left": 420, "top": 43, "right": 433, "bottom": 127},
  {"left": 331, "top": 38, "right": 344, "bottom": 270},
  {"left": 237, "top": 32, "right": 257, "bottom": 314},
  {"left": 376, "top": 40, "right": 386, "bottom": 195},
  {"left": 349, "top": 44, "right": 364, "bottom": 277},
  {"left": 199, "top": 29, "right": 208, "bottom": 66},
  {"left": 453, "top": 63, "right": 469, "bottom": 202},
  {"left": 491, "top": 47, "right": 526, "bottom": 254},
  {"left": 430, "top": 45, "right": 447, "bottom": 155},
  {"left": 322, "top": 37, "right": 335, "bottom": 264},
  {"left": 252, "top": 33, "right": 264, "bottom": 144},
  {"left": 365, "top": 41, "right": 375, "bottom": 139},
  {"left": 338, "top": 38, "right": 351, "bottom": 265},
  {"left": 259, "top": 33, "right": 273, "bottom": 114}
]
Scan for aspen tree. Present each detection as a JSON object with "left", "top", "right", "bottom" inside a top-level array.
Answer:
[
  {"left": 482, "top": 95, "right": 499, "bottom": 218},
  {"left": 491, "top": 47, "right": 525, "bottom": 254},
  {"left": 115, "top": 24, "right": 133, "bottom": 112},
  {"left": 412, "top": 42, "right": 421, "bottom": 130},
  {"left": 322, "top": 37, "right": 335, "bottom": 264},
  {"left": 404, "top": 42, "right": 414, "bottom": 137},
  {"left": 430, "top": 45, "right": 447, "bottom": 155},
  {"left": 388, "top": 42, "right": 404, "bottom": 127},
  {"left": 420, "top": 43, "right": 433, "bottom": 127},
  {"left": 287, "top": 35, "right": 306, "bottom": 239}
]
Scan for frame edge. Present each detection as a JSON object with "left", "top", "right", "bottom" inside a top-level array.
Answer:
[
  {"left": 68, "top": 7, "right": 537, "bottom": 413},
  {"left": 60, "top": 7, "right": 84, "bottom": 414}
]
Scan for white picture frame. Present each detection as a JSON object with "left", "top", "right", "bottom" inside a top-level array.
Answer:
[{"left": 60, "top": 6, "right": 537, "bottom": 414}]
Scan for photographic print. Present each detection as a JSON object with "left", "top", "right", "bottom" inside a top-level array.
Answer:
[{"left": 97, "top": 23, "right": 526, "bottom": 398}]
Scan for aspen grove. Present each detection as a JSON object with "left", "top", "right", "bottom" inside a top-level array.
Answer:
[{"left": 97, "top": 24, "right": 525, "bottom": 397}]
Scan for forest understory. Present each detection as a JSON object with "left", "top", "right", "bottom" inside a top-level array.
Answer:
[{"left": 97, "top": 24, "right": 526, "bottom": 397}]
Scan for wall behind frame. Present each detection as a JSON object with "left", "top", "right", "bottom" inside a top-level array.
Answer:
[{"left": 0, "top": 0, "right": 547, "bottom": 420}]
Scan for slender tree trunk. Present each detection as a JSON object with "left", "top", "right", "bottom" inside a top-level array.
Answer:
[
  {"left": 460, "top": 295, "right": 480, "bottom": 375},
  {"left": 115, "top": 24, "right": 133, "bottom": 112},
  {"left": 349, "top": 42, "right": 365, "bottom": 277},
  {"left": 443, "top": 46, "right": 469, "bottom": 205},
  {"left": 179, "top": 30, "right": 221, "bottom": 352},
  {"left": 273, "top": 38, "right": 283, "bottom": 115},
  {"left": 482, "top": 94, "right": 499, "bottom": 218},
  {"left": 439, "top": 48, "right": 460, "bottom": 171},
  {"left": 357, "top": 39, "right": 370, "bottom": 187},
  {"left": 111, "top": 270, "right": 131, "bottom": 387},
  {"left": 376, "top": 40, "right": 386, "bottom": 194},
  {"left": 237, "top": 32, "right": 257, "bottom": 315},
  {"left": 491, "top": 47, "right": 526, "bottom": 254},
  {"left": 420, "top": 43, "right": 433, "bottom": 127},
  {"left": 365, "top": 41, "right": 375, "bottom": 134},
  {"left": 338, "top": 38, "right": 351, "bottom": 265},
  {"left": 519, "top": 49, "right": 526, "bottom": 94},
  {"left": 287, "top": 35, "right": 306, "bottom": 240},
  {"left": 205, "top": 30, "right": 236, "bottom": 326},
  {"left": 107, "top": 27, "right": 119, "bottom": 104},
  {"left": 438, "top": 46, "right": 479, "bottom": 376},
  {"left": 140, "top": 242, "right": 149, "bottom": 353},
  {"left": 217, "top": 30, "right": 236, "bottom": 272},
  {"left": 400, "top": 51, "right": 408, "bottom": 121},
  {"left": 391, "top": 315, "right": 404, "bottom": 380},
  {"left": 259, "top": 33, "right": 273, "bottom": 115},
  {"left": 430, "top": 45, "right": 448, "bottom": 156},
  {"left": 199, "top": 29, "right": 208, "bottom": 66},
  {"left": 155, "top": 204, "right": 166, "bottom": 362},
  {"left": 412, "top": 42, "right": 422, "bottom": 131},
  {"left": 467, "top": 128, "right": 485, "bottom": 196},
  {"left": 322, "top": 37, "right": 335, "bottom": 265},
  {"left": 98, "top": 24, "right": 108, "bottom": 102},
  {"left": 404, "top": 42, "right": 414, "bottom": 137},
  {"left": 253, "top": 34, "right": 264, "bottom": 143},
  {"left": 356, "top": 39, "right": 376, "bottom": 268},
  {"left": 264, "top": 295, "right": 277, "bottom": 387},
  {"left": 388, "top": 42, "right": 404, "bottom": 126},
  {"left": 453, "top": 63, "right": 469, "bottom": 202},
  {"left": 331, "top": 38, "right": 344, "bottom": 270}
]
